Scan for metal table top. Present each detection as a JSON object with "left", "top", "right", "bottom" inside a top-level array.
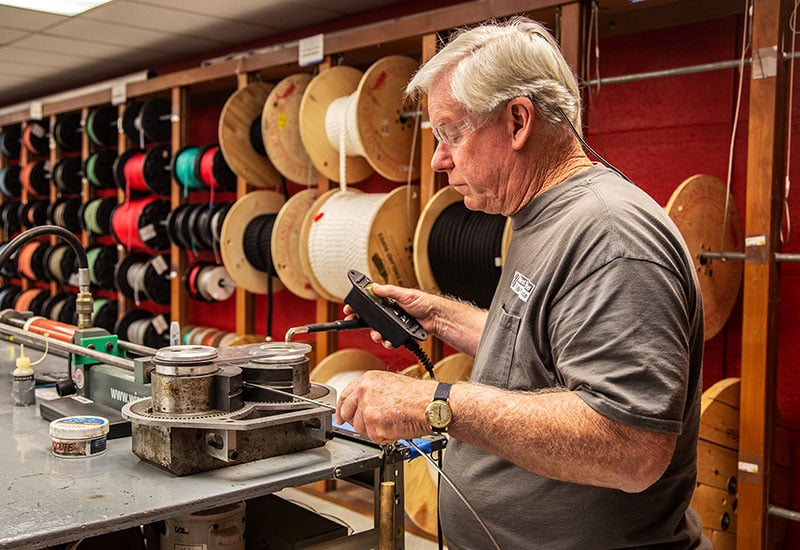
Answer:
[{"left": 0, "top": 343, "right": 386, "bottom": 549}]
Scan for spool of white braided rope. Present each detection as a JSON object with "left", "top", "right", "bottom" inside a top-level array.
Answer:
[
  {"left": 299, "top": 56, "right": 421, "bottom": 184},
  {"left": 300, "top": 186, "right": 420, "bottom": 302}
]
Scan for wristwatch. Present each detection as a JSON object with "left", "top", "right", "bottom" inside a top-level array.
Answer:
[{"left": 425, "top": 382, "right": 453, "bottom": 433}]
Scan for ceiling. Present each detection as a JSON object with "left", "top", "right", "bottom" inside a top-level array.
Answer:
[{"left": 0, "top": 0, "right": 410, "bottom": 110}]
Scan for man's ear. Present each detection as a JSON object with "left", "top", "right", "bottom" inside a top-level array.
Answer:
[{"left": 508, "top": 97, "right": 535, "bottom": 151}]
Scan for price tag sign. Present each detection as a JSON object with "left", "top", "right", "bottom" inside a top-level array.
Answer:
[
  {"left": 29, "top": 101, "right": 43, "bottom": 120},
  {"left": 111, "top": 84, "right": 127, "bottom": 106},
  {"left": 299, "top": 33, "right": 324, "bottom": 67}
]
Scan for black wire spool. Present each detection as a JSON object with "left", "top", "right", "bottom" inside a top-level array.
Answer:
[
  {"left": 85, "top": 150, "right": 117, "bottom": 189},
  {"left": 140, "top": 144, "right": 171, "bottom": 195},
  {"left": 22, "top": 120, "right": 49, "bottom": 156},
  {"left": 137, "top": 97, "right": 171, "bottom": 143},
  {"left": 184, "top": 203, "right": 207, "bottom": 249},
  {"left": 249, "top": 114, "right": 267, "bottom": 157},
  {"left": 91, "top": 297, "right": 118, "bottom": 332},
  {"left": 79, "top": 195, "right": 117, "bottom": 235},
  {"left": 115, "top": 309, "right": 170, "bottom": 348},
  {"left": 197, "top": 201, "right": 231, "bottom": 249},
  {"left": 110, "top": 197, "right": 171, "bottom": 252},
  {"left": 0, "top": 201, "right": 21, "bottom": 234},
  {"left": 21, "top": 159, "right": 50, "bottom": 197},
  {"left": 47, "top": 198, "right": 82, "bottom": 234},
  {"left": 165, "top": 203, "right": 194, "bottom": 249},
  {"left": 86, "top": 244, "right": 118, "bottom": 289},
  {"left": 428, "top": 201, "right": 506, "bottom": 309},
  {"left": 86, "top": 105, "right": 118, "bottom": 148},
  {"left": 195, "top": 143, "right": 236, "bottom": 191},
  {"left": 243, "top": 213, "right": 278, "bottom": 274},
  {"left": 114, "top": 251, "right": 152, "bottom": 303},
  {"left": 0, "top": 284, "right": 21, "bottom": 309},
  {"left": 0, "top": 242, "right": 18, "bottom": 277},
  {"left": 0, "top": 125, "right": 21, "bottom": 158},
  {"left": 114, "top": 251, "right": 171, "bottom": 304},
  {"left": 53, "top": 156, "right": 83, "bottom": 195},
  {"left": 19, "top": 200, "right": 50, "bottom": 230},
  {"left": 43, "top": 242, "right": 78, "bottom": 285},
  {"left": 53, "top": 113, "right": 83, "bottom": 152},
  {"left": 0, "top": 164, "right": 21, "bottom": 198},
  {"left": 42, "top": 292, "right": 76, "bottom": 324},
  {"left": 121, "top": 101, "right": 144, "bottom": 144}
]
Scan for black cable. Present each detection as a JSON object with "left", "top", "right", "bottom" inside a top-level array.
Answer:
[
  {"left": 556, "top": 106, "right": 634, "bottom": 185},
  {"left": 428, "top": 202, "right": 505, "bottom": 309},
  {"left": 0, "top": 224, "right": 88, "bottom": 272},
  {"left": 404, "top": 340, "right": 436, "bottom": 380}
]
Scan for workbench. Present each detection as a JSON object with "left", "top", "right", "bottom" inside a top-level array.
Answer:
[{"left": 0, "top": 343, "right": 408, "bottom": 549}]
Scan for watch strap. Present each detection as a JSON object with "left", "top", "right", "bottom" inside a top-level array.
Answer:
[{"left": 433, "top": 382, "right": 452, "bottom": 402}]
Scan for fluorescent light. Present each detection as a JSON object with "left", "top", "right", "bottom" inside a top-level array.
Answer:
[{"left": 0, "top": 0, "right": 111, "bottom": 16}]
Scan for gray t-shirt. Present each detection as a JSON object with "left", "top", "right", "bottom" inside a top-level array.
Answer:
[{"left": 439, "top": 165, "right": 709, "bottom": 549}]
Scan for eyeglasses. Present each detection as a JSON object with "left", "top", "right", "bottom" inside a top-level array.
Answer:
[{"left": 431, "top": 116, "right": 477, "bottom": 148}]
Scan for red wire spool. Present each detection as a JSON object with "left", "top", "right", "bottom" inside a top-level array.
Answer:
[
  {"left": 14, "top": 289, "right": 49, "bottom": 316},
  {"left": 22, "top": 316, "right": 78, "bottom": 343},
  {"left": 110, "top": 196, "right": 171, "bottom": 252},
  {"left": 197, "top": 144, "right": 236, "bottom": 191},
  {"left": 22, "top": 120, "right": 49, "bottom": 156},
  {"left": 20, "top": 159, "right": 50, "bottom": 197},
  {"left": 17, "top": 240, "right": 50, "bottom": 281},
  {"left": 116, "top": 146, "right": 170, "bottom": 195}
]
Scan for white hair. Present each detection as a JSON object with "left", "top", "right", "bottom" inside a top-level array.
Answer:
[{"left": 406, "top": 17, "right": 581, "bottom": 131}]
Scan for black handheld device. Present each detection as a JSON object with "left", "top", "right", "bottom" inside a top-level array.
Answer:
[{"left": 344, "top": 270, "right": 434, "bottom": 378}]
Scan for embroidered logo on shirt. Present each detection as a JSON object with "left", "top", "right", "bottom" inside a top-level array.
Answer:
[{"left": 510, "top": 271, "right": 534, "bottom": 302}]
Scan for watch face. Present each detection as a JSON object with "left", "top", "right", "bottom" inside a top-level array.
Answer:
[{"left": 426, "top": 400, "right": 452, "bottom": 429}]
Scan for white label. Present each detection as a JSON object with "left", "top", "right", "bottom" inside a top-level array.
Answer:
[
  {"left": 111, "top": 84, "right": 127, "bottom": 106},
  {"left": 152, "top": 314, "right": 169, "bottom": 334},
  {"left": 510, "top": 271, "right": 534, "bottom": 303},
  {"left": 151, "top": 254, "right": 168, "bottom": 275},
  {"left": 745, "top": 235, "right": 767, "bottom": 247},
  {"left": 30, "top": 101, "right": 43, "bottom": 120},
  {"left": 139, "top": 223, "right": 157, "bottom": 242},
  {"left": 298, "top": 33, "right": 324, "bottom": 67},
  {"left": 738, "top": 460, "right": 759, "bottom": 474}
]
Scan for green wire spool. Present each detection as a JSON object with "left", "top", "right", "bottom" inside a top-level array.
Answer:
[{"left": 171, "top": 145, "right": 206, "bottom": 194}]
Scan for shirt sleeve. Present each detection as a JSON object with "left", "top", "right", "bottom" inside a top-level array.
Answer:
[{"left": 548, "top": 257, "right": 693, "bottom": 434}]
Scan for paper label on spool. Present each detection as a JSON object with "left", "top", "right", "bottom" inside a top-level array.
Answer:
[
  {"left": 298, "top": 33, "right": 324, "bottom": 67},
  {"left": 151, "top": 254, "right": 168, "bottom": 275},
  {"left": 139, "top": 224, "right": 157, "bottom": 242},
  {"left": 152, "top": 314, "right": 169, "bottom": 335}
]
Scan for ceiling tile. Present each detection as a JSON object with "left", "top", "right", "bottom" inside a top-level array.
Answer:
[
  {"left": 128, "top": 0, "right": 293, "bottom": 22},
  {"left": 0, "top": 27, "right": 31, "bottom": 45},
  {"left": 0, "top": 6, "right": 68, "bottom": 30},
  {"left": 45, "top": 17, "right": 224, "bottom": 54}
]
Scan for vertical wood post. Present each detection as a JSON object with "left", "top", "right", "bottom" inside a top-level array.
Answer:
[
  {"left": 170, "top": 87, "right": 190, "bottom": 329},
  {"left": 737, "top": 0, "right": 790, "bottom": 547},
  {"left": 235, "top": 72, "right": 255, "bottom": 336}
]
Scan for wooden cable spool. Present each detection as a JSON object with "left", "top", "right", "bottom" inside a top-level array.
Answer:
[
  {"left": 691, "top": 378, "right": 790, "bottom": 549},
  {"left": 665, "top": 174, "right": 743, "bottom": 341},
  {"left": 400, "top": 353, "right": 475, "bottom": 537},
  {"left": 309, "top": 348, "right": 386, "bottom": 394},
  {"left": 218, "top": 82, "right": 282, "bottom": 188},
  {"left": 413, "top": 185, "right": 511, "bottom": 307},
  {"left": 299, "top": 186, "right": 419, "bottom": 303},
  {"left": 219, "top": 189, "right": 285, "bottom": 294},
  {"left": 262, "top": 73, "right": 319, "bottom": 185},
  {"left": 299, "top": 56, "right": 421, "bottom": 184},
  {"left": 271, "top": 188, "right": 318, "bottom": 300}
]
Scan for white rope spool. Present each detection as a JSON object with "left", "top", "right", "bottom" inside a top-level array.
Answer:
[
  {"left": 299, "top": 186, "right": 420, "bottom": 303},
  {"left": 299, "top": 56, "right": 421, "bottom": 184}
]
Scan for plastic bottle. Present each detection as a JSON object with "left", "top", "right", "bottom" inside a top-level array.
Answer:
[{"left": 12, "top": 344, "right": 35, "bottom": 406}]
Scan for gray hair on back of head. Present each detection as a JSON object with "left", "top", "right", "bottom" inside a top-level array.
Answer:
[{"left": 406, "top": 17, "right": 581, "bottom": 132}]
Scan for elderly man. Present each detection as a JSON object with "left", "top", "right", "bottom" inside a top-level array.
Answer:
[{"left": 337, "top": 17, "right": 708, "bottom": 549}]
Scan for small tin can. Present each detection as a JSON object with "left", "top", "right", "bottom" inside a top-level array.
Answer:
[{"left": 49, "top": 416, "right": 110, "bottom": 458}]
